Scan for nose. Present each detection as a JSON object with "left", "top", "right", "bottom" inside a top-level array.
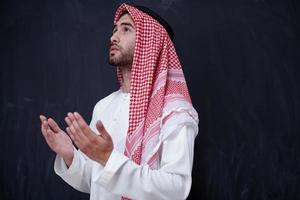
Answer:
[{"left": 110, "top": 31, "right": 120, "bottom": 44}]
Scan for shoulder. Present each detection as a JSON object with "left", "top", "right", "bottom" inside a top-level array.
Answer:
[
  {"left": 160, "top": 106, "right": 199, "bottom": 140},
  {"left": 92, "top": 89, "right": 122, "bottom": 113}
]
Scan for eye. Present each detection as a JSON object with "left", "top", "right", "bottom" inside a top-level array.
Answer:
[{"left": 123, "top": 27, "right": 130, "bottom": 32}]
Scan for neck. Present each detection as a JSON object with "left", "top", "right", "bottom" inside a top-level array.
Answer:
[{"left": 120, "top": 66, "right": 131, "bottom": 93}]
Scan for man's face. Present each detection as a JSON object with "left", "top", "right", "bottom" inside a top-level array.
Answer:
[{"left": 109, "top": 13, "right": 136, "bottom": 67}]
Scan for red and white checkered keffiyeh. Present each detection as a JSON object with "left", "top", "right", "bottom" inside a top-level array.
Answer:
[{"left": 114, "top": 3, "right": 198, "bottom": 170}]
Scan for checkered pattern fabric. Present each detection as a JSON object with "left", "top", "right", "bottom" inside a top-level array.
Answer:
[
  {"left": 113, "top": 5, "right": 197, "bottom": 196},
  {"left": 113, "top": 3, "right": 198, "bottom": 199}
]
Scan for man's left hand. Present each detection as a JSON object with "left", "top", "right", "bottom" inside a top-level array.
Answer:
[{"left": 64, "top": 112, "right": 113, "bottom": 166}]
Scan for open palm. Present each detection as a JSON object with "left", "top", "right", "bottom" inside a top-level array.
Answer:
[{"left": 40, "top": 115, "right": 73, "bottom": 161}]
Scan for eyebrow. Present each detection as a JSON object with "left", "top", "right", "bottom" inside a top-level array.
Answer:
[{"left": 112, "top": 22, "right": 135, "bottom": 31}]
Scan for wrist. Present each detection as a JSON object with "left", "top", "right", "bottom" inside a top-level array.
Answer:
[
  {"left": 62, "top": 149, "right": 74, "bottom": 167},
  {"left": 98, "top": 150, "right": 112, "bottom": 166}
]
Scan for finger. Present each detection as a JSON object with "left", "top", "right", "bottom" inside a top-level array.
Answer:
[
  {"left": 42, "top": 120, "right": 49, "bottom": 132},
  {"left": 67, "top": 112, "right": 76, "bottom": 122},
  {"left": 66, "top": 127, "right": 75, "bottom": 142},
  {"left": 42, "top": 128, "right": 56, "bottom": 150},
  {"left": 73, "top": 112, "right": 93, "bottom": 139},
  {"left": 40, "top": 115, "right": 47, "bottom": 123},
  {"left": 41, "top": 120, "right": 50, "bottom": 142},
  {"left": 41, "top": 123, "right": 48, "bottom": 137},
  {"left": 46, "top": 128, "right": 55, "bottom": 143},
  {"left": 64, "top": 116, "right": 73, "bottom": 127},
  {"left": 48, "top": 118, "right": 62, "bottom": 132},
  {"left": 65, "top": 116, "right": 87, "bottom": 146},
  {"left": 41, "top": 130, "right": 53, "bottom": 148},
  {"left": 66, "top": 127, "right": 83, "bottom": 150},
  {"left": 65, "top": 114, "right": 80, "bottom": 140},
  {"left": 96, "top": 120, "right": 111, "bottom": 140},
  {"left": 70, "top": 115, "right": 90, "bottom": 141},
  {"left": 40, "top": 115, "right": 49, "bottom": 131},
  {"left": 40, "top": 118, "right": 59, "bottom": 150}
]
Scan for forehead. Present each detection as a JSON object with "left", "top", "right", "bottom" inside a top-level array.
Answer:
[{"left": 116, "top": 13, "right": 135, "bottom": 26}]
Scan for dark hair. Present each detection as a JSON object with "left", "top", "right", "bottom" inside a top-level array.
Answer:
[
  {"left": 128, "top": 4, "right": 174, "bottom": 41},
  {"left": 119, "top": 10, "right": 129, "bottom": 18}
]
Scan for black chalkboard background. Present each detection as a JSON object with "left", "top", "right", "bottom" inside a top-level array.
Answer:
[{"left": 0, "top": 0, "right": 299, "bottom": 199}]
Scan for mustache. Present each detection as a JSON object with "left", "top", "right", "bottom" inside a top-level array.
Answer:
[{"left": 110, "top": 43, "right": 121, "bottom": 51}]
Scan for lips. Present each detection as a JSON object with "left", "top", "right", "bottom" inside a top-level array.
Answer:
[
  {"left": 110, "top": 45, "right": 119, "bottom": 52},
  {"left": 110, "top": 46, "right": 119, "bottom": 57}
]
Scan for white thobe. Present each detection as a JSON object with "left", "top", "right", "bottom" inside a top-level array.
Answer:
[{"left": 54, "top": 89, "right": 198, "bottom": 200}]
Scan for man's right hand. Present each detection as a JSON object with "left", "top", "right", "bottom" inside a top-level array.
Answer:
[{"left": 40, "top": 115, "right": 74, "bottom": 167}]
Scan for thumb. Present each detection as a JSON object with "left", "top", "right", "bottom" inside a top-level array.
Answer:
[
  {"left": 48, "top": 118, "right": 62, "bottom": 132},
  {"left": 96, "top": 121, "right": 110, "bottom": 139}
]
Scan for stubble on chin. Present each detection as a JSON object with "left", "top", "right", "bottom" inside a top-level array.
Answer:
[{"left": 108, "top": 47, "right": 134, "bottom": 67}]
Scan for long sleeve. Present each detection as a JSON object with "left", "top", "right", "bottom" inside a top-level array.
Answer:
[
  {"left": 93, "top": 123, "right": 197, "bottom": 200},
  {"left": 52, "top": 90, "right": 198, "bottom": 200},
  {"left": 52, "top": 90, "right": 121, "bottom": 196},
  {"left": 54, "top": 147, "right": 101, "bottom": 193},
  {"left": 52, "top": 93, "right": 114, "bottom": 193}
]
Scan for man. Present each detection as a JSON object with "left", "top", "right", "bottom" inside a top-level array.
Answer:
[{"left": 40, "top": 3, "right": 198, "bottom": 200}]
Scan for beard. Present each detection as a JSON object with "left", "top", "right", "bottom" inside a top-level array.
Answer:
[{"left": 108, "top": 44, "right": 134, "bottom": 67}]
